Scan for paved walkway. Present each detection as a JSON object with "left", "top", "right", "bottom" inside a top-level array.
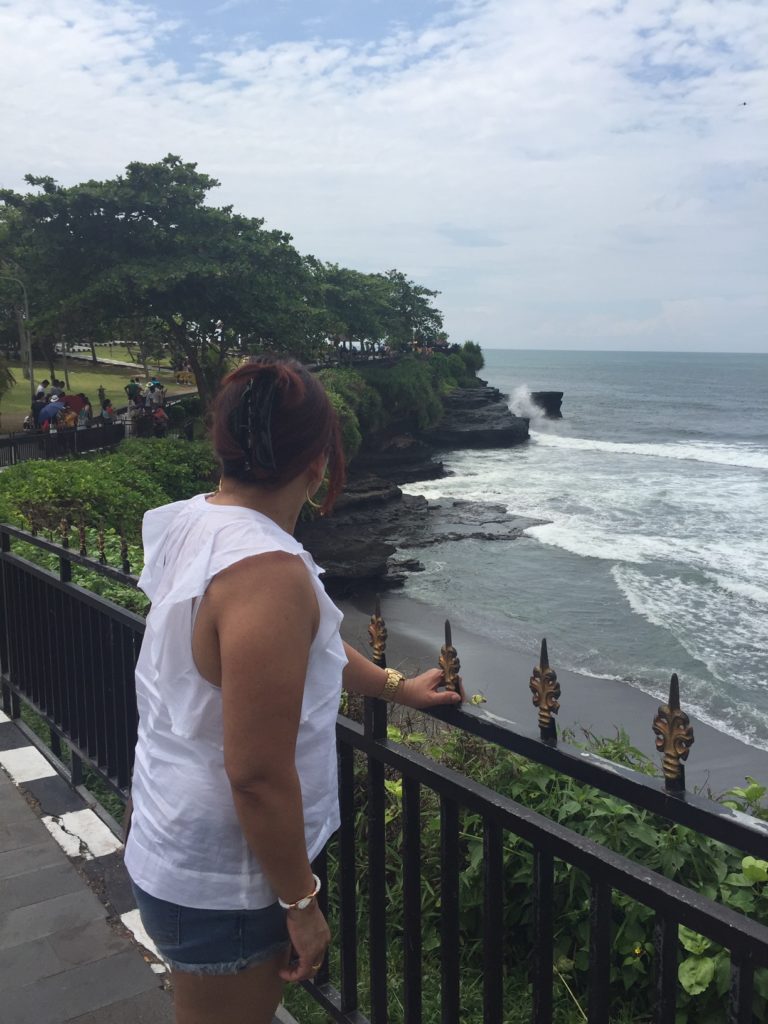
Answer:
[
  {"left": 0, "top": 713, "right": 298, "bottom": 1024},
  {"left": 0, "top": 767, "right": 173, "bottom": 1023}
]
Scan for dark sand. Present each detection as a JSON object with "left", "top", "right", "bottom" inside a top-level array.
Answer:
[{"left": 339, "top": 589, "right": 768, "bottom": 794}]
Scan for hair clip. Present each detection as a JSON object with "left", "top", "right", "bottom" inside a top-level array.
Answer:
[{"left": 231, "top": 375, "right": 278, "bottom": 472}]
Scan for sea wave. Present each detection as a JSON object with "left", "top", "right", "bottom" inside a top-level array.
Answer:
[
  {"left": 611, "top": 565, "right": 768, "bottom": 682},
  {"left": 524, "top": 521, "right": 670, "bottom": 564},
  {"left": 532, "top": 433, "right": 768, "bottom": 471}
]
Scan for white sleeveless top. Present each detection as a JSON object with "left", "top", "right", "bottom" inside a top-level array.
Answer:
[{"left": 124, "top": 494, "right": 347, "bottom": 910}]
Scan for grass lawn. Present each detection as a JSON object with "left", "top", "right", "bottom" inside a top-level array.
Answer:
[
  {"left": 90, "top": 342, "right": 174, "bottom": 367},
  {"left": 0, "top": 360, "right": 191, "bottom": 433}
]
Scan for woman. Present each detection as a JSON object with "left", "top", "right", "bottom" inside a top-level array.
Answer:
[
  {"left": 77, "top": 395, "right": 92, "bottom": 428},
  {"left": 124, "top": 358, "right": 462, "bottom": 1024}
]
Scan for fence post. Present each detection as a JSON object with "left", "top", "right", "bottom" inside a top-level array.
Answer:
[{"left": 653, "top": 674, "right": 694, "bottom": 793}]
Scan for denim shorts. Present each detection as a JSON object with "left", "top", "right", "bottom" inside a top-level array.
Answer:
[{"left": 131, "top": 882, "right": 290, "bottom": 975}]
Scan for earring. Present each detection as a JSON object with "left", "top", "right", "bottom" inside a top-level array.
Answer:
[{"left": 305, "top": 488, "right": 321, "bottom": 510}]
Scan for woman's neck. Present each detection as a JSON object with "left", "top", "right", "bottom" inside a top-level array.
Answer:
[{"left": 206, "top": 478, "right": 304, "bottom": 535}]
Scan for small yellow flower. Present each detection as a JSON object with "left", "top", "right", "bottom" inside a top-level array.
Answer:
[{"left": 634, "top": 945, "right": 643, "bottom": 957}]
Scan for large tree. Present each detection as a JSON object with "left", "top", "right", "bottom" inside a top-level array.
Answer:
[
  {"left": 0, "top": 155, "right": 447, "bottom": 404},
  {"left": 382, "top": 269, "right": 444, "bottom": 350},
  {"left": 0, "top": 156, "right": 321, "bottom": 406}
]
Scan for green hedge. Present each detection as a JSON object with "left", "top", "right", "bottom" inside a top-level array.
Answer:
[{"left": 0, "top": 438, "right": 217, "bottom": 540}]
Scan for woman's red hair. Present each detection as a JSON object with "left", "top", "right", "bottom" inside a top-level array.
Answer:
[{"left": 211, "top": 357, "right": 345, "bottom": 514}]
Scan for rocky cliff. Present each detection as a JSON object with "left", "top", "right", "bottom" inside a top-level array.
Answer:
[{"left": 297, "top": 380, "right": 536, "bottom": 592}]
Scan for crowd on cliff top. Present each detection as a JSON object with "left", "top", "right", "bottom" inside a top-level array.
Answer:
[{"left": 23, "top": 375, "right": 169, "bottom": 436}]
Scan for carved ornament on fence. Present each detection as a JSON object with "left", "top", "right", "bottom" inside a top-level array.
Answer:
[
  {"left": 652, "top": 673, "right": 694, "bottom": 791},
  {"left": 529, "top": 638, "right": 560, "bottom": 742}
]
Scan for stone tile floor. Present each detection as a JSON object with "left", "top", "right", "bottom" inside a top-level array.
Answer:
[
  {"left": 0, "top": 722, "right": 297, "bottom": 1024},
  {"left": 0, "top": 766, "right": 174, "bottom": 1023}
]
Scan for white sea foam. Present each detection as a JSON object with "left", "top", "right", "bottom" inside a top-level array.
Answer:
[
  {"left": 401, "top": 402, "right": 768, "bottom": 751},
  {"left": 611, "top": 565, "right": 768, "bottom": 681},
  {"left": 524, "top": 521, "right": 664, "bottom": 564},
  {"left": 532, "top": 433, "right": 768, "bottom": 471}
]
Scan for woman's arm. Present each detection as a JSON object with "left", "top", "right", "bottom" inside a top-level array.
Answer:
[
  {"left": 210, "top": 551, "right": 329, "bottom": 982},
  {"left": 342, "top": 641, "right": 463, "bottom": 709}
]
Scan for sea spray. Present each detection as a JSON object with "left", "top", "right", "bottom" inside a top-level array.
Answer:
[{"left": 508, "top": 385, "right": 560, "bottom": 432}]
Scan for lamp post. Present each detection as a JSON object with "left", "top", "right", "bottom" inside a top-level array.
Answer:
[{"left": 0, "top": 272, "right": 34, "bottom": 398}]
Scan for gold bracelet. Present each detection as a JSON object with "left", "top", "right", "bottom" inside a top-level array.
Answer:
[{"left": 380, "top": 667, "right": 406, "bottom": 701}]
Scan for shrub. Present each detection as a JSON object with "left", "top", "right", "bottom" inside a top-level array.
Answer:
[
  {"left": 460, "top": 339, "right": 485, "bottom": 373},
  {"left": 286, "top": 723, "right": 767, "bottom": 1024},
  {"left": 361, "top": 357, "right": 445, "bottom": 431},
  {"left": 0, "top": 438, "right": 217, "bottom": 539}
]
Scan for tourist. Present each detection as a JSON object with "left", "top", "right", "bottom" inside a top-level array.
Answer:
[
  {"left": 35, "top": 379, "right": 50, "bottom": 398},
  {"left": 99, "top": 398, "right": 116, "bottom": 423},
  {"left": 77, "top": 395, "right": 92, "bottom": 428},
  {"left": 125, "top": 377, "right": 142, "bottom": 402},
  {"left": 150, "top": 405, "right": 168, "bottom": 437},
  {"left": 123, "top": 357, "right": 463, "bottom": 1024},
  {"left": 60, "top": 406, "right": 78, "bottom": 430},
  {"left": 30, "top": 394, "right": 47, "bottom": 428},
  {"left": 37, "top": 394, "right": 65, "bottom": 428},
  {"left": 147, "top": 382, "right": 165, "bottom": 409}
]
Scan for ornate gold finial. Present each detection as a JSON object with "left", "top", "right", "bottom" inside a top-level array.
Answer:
[
  {"left": 653, "top": 673, "right": 694, "bottom": 791},
  {"left": 367, "top": 596, "right": 387, "bottom": 668},
  {"left": 529, "top": 638, "right": 560, "bottom": 742},
  {"left": 78, "top": 514, "right": 87, "bottom": 557},
  {"left": 439, "top": 619, "right": 461, "bottom": 697},
  {"left": 96, "top": 526, "right": 107, "bottom": 564}
]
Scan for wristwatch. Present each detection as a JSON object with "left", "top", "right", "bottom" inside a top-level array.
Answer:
[{"left": 278, "top": 873, "right": 322, "bottom": 911}]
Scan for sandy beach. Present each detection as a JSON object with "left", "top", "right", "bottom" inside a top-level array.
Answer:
[{"left": 339, "top": 589, "right": 768, "bottom": 795}]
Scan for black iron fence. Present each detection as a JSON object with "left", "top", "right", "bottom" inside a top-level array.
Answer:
[
  {"left": 1, "top": 524, "right": 767, "bottom": 1023},
  {"left": 0, "top": 391, "right": 200, "bottom": 466},
  {"left": 0, "top": 422, "right": 127, "bottom": 467}
]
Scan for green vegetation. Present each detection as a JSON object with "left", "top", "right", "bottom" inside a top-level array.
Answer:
[
  {"left": 0, "top": 437, "right": 216, "bottom": 542},
  {"left": 1, "top": 155, "right": 447, "bottom": 409},
  {"left": 320, "top": 346, "right": 485, "bottom": 458},
  {"left": 284, "top": 725, "right": 768, "bottom": 1024}
]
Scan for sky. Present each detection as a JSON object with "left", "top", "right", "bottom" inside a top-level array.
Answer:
[{"left": 0, "top": 0, "right": 766, "bottom": 352}]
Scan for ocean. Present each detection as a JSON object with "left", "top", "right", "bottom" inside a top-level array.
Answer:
[{"left": 400, "top": 350, "right": 768, "bottom": 753}]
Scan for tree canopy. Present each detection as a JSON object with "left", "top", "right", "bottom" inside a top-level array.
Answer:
[{"left": 0, "top": 155, "right": 446, "bottom": 406}]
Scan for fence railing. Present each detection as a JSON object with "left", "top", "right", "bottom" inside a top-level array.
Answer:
[
  {"left": 0, "top": 391, "right": 200, "bottom": 465},
  {"left": 0, "top": 422, "right": 127, "bottom": 467},
  {"left": 1, "top": 524, "right": 766, "bottom": 1023}
]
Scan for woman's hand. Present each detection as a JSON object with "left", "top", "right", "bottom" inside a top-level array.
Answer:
[
  {"left": 399, "top": 668, "right": 465, "bottom": 709},
  {"left": 280, "top": 902, "right": 332, "bottom": 983}
]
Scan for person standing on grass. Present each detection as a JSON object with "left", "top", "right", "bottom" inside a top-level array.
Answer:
[
  {"left": 124, "top": 357, "right": 463, "bottom": 1024},
  {"left": 30, "top": 393, "right": 47, "bottom": 428},
  {"left": 125, "top": 377, "right": 142, "bottom": 402}
]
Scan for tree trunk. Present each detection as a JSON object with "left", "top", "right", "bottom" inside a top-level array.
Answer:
[
  {"left": 165, "top": 319, "right": 212, "bottom": 409},
  {"left": 88, "top": 338, "right": 98, "bottom": 364}
]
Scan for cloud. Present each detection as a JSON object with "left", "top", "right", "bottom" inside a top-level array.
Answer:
[{"left": 0, "top": 0, "right": 766, "bottom": 350}]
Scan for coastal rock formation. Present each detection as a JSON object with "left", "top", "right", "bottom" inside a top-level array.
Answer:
[
  {"left": 298, "top": 381, "right": 543, "bottom": 592},
  {"left": 297, "top": 477, "right": 543, "bottom": 594},
  {"left": 422, "top": 385, "right": 529, "bottom": 448},
  {"left": 350, "top": 436, "right": 444, "bottom": 484},
  {"left": 530, "top": 391, "right": 564, "bottom": 418}
]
